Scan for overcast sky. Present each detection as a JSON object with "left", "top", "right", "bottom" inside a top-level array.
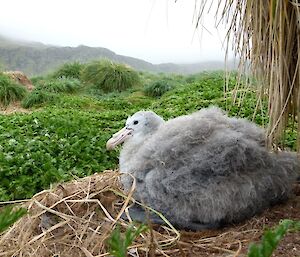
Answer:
[{"left": 0, "top": 0, "right": 230, "bottom": 64}]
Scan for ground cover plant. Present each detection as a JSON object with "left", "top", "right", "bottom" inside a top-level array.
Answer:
[
  {"left": 151, "top": 72, "right": 268, "bottom": 123},
  {"left": 21, "top": 77, "right": 82, "bottom": 108},
  {"left": 0, "top": 206, "right": 27, "bottom": 233},
  {"left": 0, "top": 107, "right": 122, "bottom": 200},
  {"left": 248, "top": 219, "right": 300, "bottom": 257},
  {"left": 0, "top": 90, "right": 154, "bottom": 200},
  {"left": 0, "top": 70, "right": 296, "bottom": 202},
  {"left": 107, "top": 224, "right": 148, "bottom": 257}
]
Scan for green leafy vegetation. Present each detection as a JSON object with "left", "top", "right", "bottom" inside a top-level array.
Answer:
[
  {"left": 0, "top": 206, "right": 27, "bottom": 233},
  {"left": 248, "top": 219, "right": 300, "bottom": 257},
  {"left": 81, "top": 60, "right": 141, "bottom": 92},
  {"left": 107, "top": 224, "right": 148, "bottom": 257},
  {"left": 0, "top": 70, "right": 296, "bottom": 201},
  {"left": 21, "top": 77, "right": 81, "bottom": 108},
  {"left": 0, "top": 73, "right": 27, "bottom": 106},
  {"left": 0, "top": 107, "right": 123, "bottom": 200}
]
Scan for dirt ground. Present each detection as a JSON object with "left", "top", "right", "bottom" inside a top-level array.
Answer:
[
  {"left": 168, "top": 183, "right": 300, "bottom": 257},
  {"left": 0, "top": 102, "right": 31, "bottom": 115}
]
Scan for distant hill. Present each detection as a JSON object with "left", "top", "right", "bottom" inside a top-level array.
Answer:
[{"left": 0, "top": 35, "right": 235, "bottom": 76}]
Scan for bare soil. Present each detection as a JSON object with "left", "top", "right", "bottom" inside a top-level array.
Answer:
[{"left": 0, "top": 102, "right": 31, "bottom": 115}]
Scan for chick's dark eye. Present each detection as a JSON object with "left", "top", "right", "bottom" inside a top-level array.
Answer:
[{"left": 133, "top": 120, "right": 139, "bottom": 125}]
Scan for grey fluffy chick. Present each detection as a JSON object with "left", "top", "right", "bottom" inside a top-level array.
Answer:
[{"left": 106, "top": 107, "right": 300, "bottom": 231}]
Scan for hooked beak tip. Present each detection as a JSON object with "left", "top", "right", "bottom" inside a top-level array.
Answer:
[
  {"left": 106, "top": 127, "right": 133, "bottom": 150},
  {"left": 106, "top": 141, "right": 115, "bottom": 151}
]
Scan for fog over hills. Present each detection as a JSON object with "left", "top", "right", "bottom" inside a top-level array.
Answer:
[{"left": 0, "top": 35, "right": 236, "bottom": 76}]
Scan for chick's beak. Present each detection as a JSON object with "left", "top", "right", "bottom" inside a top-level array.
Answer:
[{"left": 106, "top": 127, "right": 133, "bottom": 150}]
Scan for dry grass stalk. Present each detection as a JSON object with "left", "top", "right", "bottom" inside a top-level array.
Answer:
[{"left": 193, "top": 0, "right": 300, "bottom": 151}]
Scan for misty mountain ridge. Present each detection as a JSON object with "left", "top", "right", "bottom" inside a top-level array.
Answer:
[{"left": 0, "top": 35, "right": 236, "bottom": 76}]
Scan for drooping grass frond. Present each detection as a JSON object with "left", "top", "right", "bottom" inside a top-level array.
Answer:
[{"left": 193, "top": 0, "right": 300, "bottom": 150}]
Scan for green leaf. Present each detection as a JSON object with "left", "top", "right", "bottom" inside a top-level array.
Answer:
[
  {"left": 107, "top": 224, "right": 148, "bottom": 257},
  {"left": 0, "top": 206, "right": 27, "bottom": 233},
  {"left": 247, "top": 219, "right": 300, "bottom": 257}
]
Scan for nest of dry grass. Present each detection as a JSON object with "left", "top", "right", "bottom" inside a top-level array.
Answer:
[
  {"left": 0, "top": 171, "right": 179, "bottom": 257},
  {"left": 0, "top": 171, "right": 299, "bottom": 257}
]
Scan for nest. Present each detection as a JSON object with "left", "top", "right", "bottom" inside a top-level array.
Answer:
[{"left": 0, "top": 171, "right": 299, "bottom": 257}]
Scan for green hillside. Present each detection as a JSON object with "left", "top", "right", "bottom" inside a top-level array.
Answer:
[
  {"left": 0, "top": 35, "right": 235, "bottom": 76},
  {"left": 0, "top": 45, "right": 155, "bottom": 76}
]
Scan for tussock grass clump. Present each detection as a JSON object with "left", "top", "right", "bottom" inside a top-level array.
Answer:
[
  {"left": 36, "top": 77, "right": 81, "bottom": 93},
  {"left": 81, "top": 60, "right": 141, "bottom": 92},
  {"left": 21, "top": 90, "right": 56, "bottom": 108},
  {"left": 144, "top": 79, "right": 176, "bottom": 97},
  {"left": 0, "top": 73, "right": 27, "bottom": 107},
  {"left": 52, "top": 61, "right": 84, "bottom": 79},
  {"left": 30, "top": 76, "right": 46, "bottom": 85}
]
